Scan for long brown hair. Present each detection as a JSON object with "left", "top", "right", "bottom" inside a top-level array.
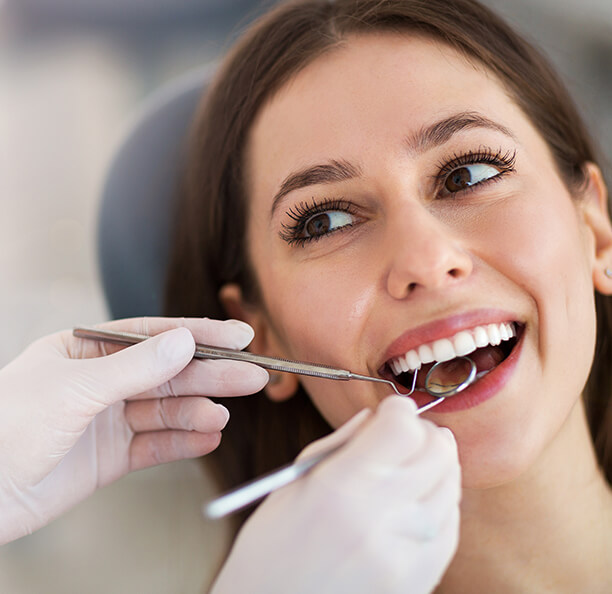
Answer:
[{"left": 165, "top": 0, "right": 612, "bottom": 525}]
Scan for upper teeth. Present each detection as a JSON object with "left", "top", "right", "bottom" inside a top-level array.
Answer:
[{"left": 389, "top": 322, "right": 516, "bottom": 375}]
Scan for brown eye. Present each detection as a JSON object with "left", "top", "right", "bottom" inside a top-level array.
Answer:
[
  {"left": 445, "top": 167, "right": 472, "bottom": 192},
  {"left": 444, "top": 163, "right": 500, "bottom": 193},
  {"left": 303, "top": 211, "right": 354, "bottom": 238},
  {"left": 280, "top": 199, "right": 361, "bottom": 247},
  {"left": 305, "top": 213, "right": 331, "bottom": 237}
]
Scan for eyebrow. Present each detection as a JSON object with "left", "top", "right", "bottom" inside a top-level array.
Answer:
[
  {"left": 271, "top": 159, "right": 361, "bottom": 215},
  {"left": 404, "top": 111, "right": 516, "bottom": 154},
  {"left": 270, "top": 111, "right": 516, "bottom": 216}
]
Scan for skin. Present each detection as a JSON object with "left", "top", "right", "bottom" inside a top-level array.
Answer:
[{"left": 222, "top": 34, "right": 612, "bottom": 590}]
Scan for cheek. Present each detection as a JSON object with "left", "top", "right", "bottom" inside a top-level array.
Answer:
[
  {"left": 471, "top": 190, "right": 594, "bottom": 327},
  {"left": 256, "top": 256, "right": 382, "bottom": 429},
  {"left": 258, "top": 259, "right": 376, "bottom": 364},
  {"left": 481, "top": 191, "right": 595, "bottom": 380},
  {"left": 454, "top": 191, "right": 597, "bottom": 488},
  {"left": 304, "top": 378, "right": 378, "bottom": 429}
]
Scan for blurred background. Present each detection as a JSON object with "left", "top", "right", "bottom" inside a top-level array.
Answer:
[{"left": 0, "top": 0, "right": 610, "bottom": 592}]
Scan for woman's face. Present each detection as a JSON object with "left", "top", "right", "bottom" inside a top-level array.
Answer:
[{"left": 237, "top": 34, "right": 608, "bottom": 487}]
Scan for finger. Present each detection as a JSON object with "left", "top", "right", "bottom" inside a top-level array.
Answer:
[
  {"left": 391, "top": 424, "right": 460, "bottom": 500},
  {"left": 72, "top": 327, "right": 196, "bottom": 407},
  {"left": 331, "top": 396, "right": 427, "bottom": 471},
  {"left": 130, "top": 358, "right": 269, "bottom": 400},
  {"left": 394, "top": 504, "right": 460, "bottom": 594},
  {"left": 432, "top": 504, "right": 460, "bottom": 560},
  {"left": 129, "top": 430, "right": 223, "bottom": 470},
  {"left": 64, "top": 316, "right": 255, "bottom": 359},
  {"left": 393, "top": 463, "right": 461, "bottom": 541},
  {"left": 296, "top": 407, "right": 373, "bottom": 462},
  {"left": 102, "top": 317, "right": 256, "bottom": 349},
  {"left": 312, "top": 417, "right": 457, "bottom": 506},
  {"left": 125, "top": 397, "right": 230, "bottom": 433}
]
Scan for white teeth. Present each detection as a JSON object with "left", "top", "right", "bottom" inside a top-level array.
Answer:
[
  {"left": 389, "top": 321, "right": 517, "bottom": 374},
  {"left": 417, "top": 344, "right": 434, "bottom": 364},
  {"left": 473, "top": 326, "right": 489, "bottom": 348},
  {"left": 487, "top": 324, "right": 501, "bottom": 346},
  {"left": 406, "top": 350, "right": 422, "bottom": 370},
  {"left": 432, "top": 338, "right": 455, "bottom": 362},
  {"left": 453, "top": 331, "right": 476, "bottom": 356}
]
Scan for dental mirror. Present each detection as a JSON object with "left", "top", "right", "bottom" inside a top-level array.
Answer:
[{"left": 425, "top": 356, "right": 477, "bottom": 397}]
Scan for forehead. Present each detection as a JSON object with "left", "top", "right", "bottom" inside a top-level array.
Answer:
[{"left": 245, "top": 33, "right": 524, "bottom": 198}]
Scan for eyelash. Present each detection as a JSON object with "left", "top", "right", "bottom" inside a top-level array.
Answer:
[
  {"left": 433, "top": 147, "right": 517, "bottom": 192},
  {"left": 280, "top": 198, "right": 357, "bottom": 247},
  {"left": 280, "top": 147, "right": 517, "bottom": 247}
]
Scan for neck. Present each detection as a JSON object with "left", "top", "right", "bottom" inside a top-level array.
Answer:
[{"left": 437, "top": 401, "right": 612, "bottom": 593}]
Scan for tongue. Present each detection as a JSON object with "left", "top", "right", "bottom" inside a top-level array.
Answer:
[
  {"left": 413, "top": 345, "right": 505, "bottom": 391},
  {"left": 469, "top": 345, "right": 505, "bottom": 372}
]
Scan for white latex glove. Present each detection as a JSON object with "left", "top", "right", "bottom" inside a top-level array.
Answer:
[
  {"left": 0, "top": 317, "right": 269, "bottom": 545},
  {"left": 211, "top": 396, "right": 461, "bottom": 594}
]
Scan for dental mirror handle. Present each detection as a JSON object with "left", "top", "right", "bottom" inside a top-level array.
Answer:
[
  {"left": 72, "top": 327, "right": 407, "bottom": 395},
  {"left": 203, "top": 398, "right": 443, "bottom": 520}
]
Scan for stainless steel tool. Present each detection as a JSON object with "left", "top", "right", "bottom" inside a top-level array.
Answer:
[
  {"left": 73, "top": 326, "right": 412, "bottom": 396},
  {"left": 72, "top": 326, "right": 477, "bottom": 519}
]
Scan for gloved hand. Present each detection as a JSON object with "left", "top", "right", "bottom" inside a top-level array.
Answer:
[
  {"left": 0, "top": 317, "right": 269, "bottom": 545},
  {"left": 211, "top": 396, "right": 461, "bottom": 594}
]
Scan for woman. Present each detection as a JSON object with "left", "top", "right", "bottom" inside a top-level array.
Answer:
[{"left": 166, "top": 0, "right": 612, "bottom": 590}]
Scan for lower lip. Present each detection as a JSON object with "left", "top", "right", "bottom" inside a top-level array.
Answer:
[{"left": 409, "top": 330, "right": 524, "bottom": 413}]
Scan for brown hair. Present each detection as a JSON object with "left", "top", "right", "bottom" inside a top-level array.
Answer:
[{"left": 165, "top": 0, "right": 612, "bottom": 526}]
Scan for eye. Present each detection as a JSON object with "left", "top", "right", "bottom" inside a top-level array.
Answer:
[
  {"left": 444, "top": 163, "right": 500, "bottom": 193},
  {"left": 280, "top": 198, "right": 360, "bottom": 247},
  {"left": 303, "top": 210, "right": 355, "bottom": 238}
]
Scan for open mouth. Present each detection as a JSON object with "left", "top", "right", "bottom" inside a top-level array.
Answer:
[{"left": 381, "top": 322, "right": 523, "bottom": 393}]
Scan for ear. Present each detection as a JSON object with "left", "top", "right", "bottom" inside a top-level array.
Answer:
[
  {"left": 219, "top": 283, "right": 299, "bottom": 402},
  {"left": 580, "top": 163, "right": 612, "bottom": 295}
]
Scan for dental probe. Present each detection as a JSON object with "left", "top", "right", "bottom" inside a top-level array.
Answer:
[
  {"left": 204, "top": 358, "right": 476, "bottom": 519},
  {"left": 73, "top": 327, "right": 410, "bottom": 396}
]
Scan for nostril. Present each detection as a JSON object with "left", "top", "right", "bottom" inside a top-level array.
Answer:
[
  {"left": 408, "top": 268, "right": 462, "bottom": 292},
  {"left": 388, "top": 249, "right": 473, "bottom": 298}
]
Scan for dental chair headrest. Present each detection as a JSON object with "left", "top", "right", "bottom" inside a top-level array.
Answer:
[{"left": 98, "top": 67, "right": 212, "bottom": 319}]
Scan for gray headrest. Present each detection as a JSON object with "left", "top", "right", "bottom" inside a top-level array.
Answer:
[{"left": 98, "top": 67, "right": 212, "bottom": 318}]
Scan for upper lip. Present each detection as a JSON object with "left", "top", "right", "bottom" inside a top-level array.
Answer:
[{"left": 378, "top": 308, "right": 522, "bottom": 372}]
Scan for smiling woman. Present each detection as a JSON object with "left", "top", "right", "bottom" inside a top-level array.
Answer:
[{"left": 165, "top": 0, "right": 612, "bottom": 591}]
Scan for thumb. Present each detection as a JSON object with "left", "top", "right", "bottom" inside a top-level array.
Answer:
[
  {"left": 296, "top": 407, "right": 373, "bottom": 462},
  {"left": 76, "top": 327, "right": 195, "bottom": 406}
]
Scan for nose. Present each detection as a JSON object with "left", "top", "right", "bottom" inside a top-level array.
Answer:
[{"left": 385, "top": 204, "right": 473, "bottom": 299}]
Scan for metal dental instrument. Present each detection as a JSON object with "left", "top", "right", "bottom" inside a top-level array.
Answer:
[
  {"left": 204, "top": 357, "right": 477, "bottom": 519},
  {"left": 72, "top": 327, "right": 477, "bottom": 518},
  {"left": 73, "top": 327, "right": 410, "bottom": 396},
  {"left": 424, "top": 355, "right": 477, "bottom": 398}
]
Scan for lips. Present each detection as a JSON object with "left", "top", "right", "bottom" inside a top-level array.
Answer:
[{"left": 378, "top": 313, "right": 524, "bottom": 407}]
